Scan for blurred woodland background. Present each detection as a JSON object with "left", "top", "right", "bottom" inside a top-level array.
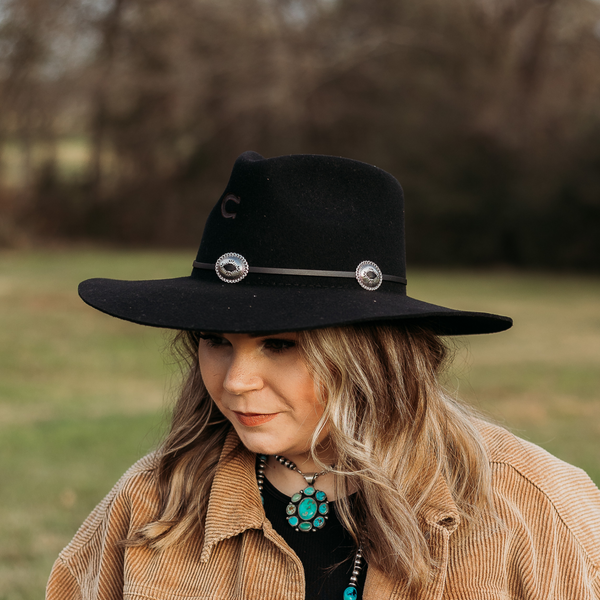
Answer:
[{"left": 1, "top": 0, "right": 600, "bottom": 267}]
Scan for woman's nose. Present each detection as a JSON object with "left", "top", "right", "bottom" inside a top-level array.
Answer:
[{"left": 223, "top": 352, "right": 264, "bottom": 395}]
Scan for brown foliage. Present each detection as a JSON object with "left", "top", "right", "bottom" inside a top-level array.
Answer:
[{"left": 1, "top": 0, "right": 599, "bottom": 266}]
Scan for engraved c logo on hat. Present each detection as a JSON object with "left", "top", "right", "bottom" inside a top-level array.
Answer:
[{"left": 221, "top": 194, "right": 241, "bottom": 219}]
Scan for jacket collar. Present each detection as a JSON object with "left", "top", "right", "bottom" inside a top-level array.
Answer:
[
  {"left": 200, "top": 429, "right": 264, "bottom": 562},
  {"left": 200, "top": 429, "right": 461, "bottom": 564}
]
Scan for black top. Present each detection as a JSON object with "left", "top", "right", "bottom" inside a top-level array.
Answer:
[{"left": 262, "top": 476, "right": 367, "bottom": 599}]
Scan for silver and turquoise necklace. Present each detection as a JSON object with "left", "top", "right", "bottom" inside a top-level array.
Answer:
[
  {"left": 257, "top": 453, "right": 331, "bottom": 531},
  {"left": 256, "top": 454, "right": 365, "bottom": 599}
]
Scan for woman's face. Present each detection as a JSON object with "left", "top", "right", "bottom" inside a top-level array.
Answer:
[{"left": 197, "top": 332, "right": 326, "bottom": 457}]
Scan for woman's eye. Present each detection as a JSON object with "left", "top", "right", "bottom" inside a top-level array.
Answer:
[
  {"left": 263, "top": 338, "right": 296, "bottom": 353},
  {"left": 198, "top": 334, "right": 229, "bottom": 348}
]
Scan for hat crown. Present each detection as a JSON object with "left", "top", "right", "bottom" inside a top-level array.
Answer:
[{"left": 197, "top": 151, "right": 406, "bottom": 278}]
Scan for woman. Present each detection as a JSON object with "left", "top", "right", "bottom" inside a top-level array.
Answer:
[{"left": 47, "top": 152, "right": 600, "bottom": 599}]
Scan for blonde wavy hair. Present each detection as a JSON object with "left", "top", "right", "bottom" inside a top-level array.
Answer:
[{"left": 128, "top": 323, "right": 493, "bottom": 593}]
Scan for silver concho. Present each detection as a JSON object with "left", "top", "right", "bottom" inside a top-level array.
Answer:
[
  {"left": 355, "top": 261, "right": 382, "bottom": 291},
  {"left": 215, "top": 253, "right": 249, "bottom": 283}
]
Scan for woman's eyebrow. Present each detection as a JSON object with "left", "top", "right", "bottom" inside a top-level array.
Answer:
[{"left": 248, "top": 332, "right": 293, "bottom": 338}]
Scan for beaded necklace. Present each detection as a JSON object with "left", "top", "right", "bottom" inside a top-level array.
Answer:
[{"left": 256, "top": 454, "right": 364, "bottom": 600}]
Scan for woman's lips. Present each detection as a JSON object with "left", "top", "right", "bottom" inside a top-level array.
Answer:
[{"left": 233, "top": 412, "right": 278, "bottom": 427}]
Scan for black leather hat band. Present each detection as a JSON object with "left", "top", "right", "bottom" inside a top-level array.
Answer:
[{"left": 192, "top": 261, "right": 407, "bottom": 286}]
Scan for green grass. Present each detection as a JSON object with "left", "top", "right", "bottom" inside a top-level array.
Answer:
[
  {"left": 413, "top": 271, "right": 600, "bottom": 482},
  {"left": 0, "top": 250, "right": 182, "bottom": 600},
  {"left": 1, "top": 250, "right": 599, "bottom": 599}
]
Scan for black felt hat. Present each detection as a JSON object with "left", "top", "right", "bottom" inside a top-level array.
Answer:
[{"left": 79, "top": 151, "right": 512, "bottom": 335}]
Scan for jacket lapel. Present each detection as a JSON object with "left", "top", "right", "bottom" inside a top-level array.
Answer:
[{"left": 200, "top": 429, "right": 265, "bottom": 563}]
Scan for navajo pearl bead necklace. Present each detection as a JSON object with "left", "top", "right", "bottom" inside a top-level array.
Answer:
[
  {"left": 344, "top": 549, "right": 364, "bottom": 600},
  {"left": 256, "top": 454, "right": 364, "bottom": 600}
]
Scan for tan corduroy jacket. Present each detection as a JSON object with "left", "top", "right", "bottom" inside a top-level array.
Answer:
[{"left": 47, "top": 421, "right": 600, "bottom": 599}]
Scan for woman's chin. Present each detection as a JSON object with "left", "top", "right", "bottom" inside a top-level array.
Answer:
[{"left": 231, "top": 424, "right": 303, "bottom": 457}]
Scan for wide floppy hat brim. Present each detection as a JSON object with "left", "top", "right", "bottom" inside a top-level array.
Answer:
[{"left": 78, "top": 276, "right": 512, "bottom": 336}]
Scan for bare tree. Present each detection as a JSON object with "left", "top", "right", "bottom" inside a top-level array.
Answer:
[{"left": 0, "top": 0, "right": 599, "bottom": 265}]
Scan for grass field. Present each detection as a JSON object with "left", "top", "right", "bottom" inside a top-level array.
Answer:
[{"left": 1, "top": 250, "right": 599, "bottom": 599}]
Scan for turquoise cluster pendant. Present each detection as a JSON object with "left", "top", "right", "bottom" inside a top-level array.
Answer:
[
  {"left": 285, "top": 485, "right": 329, "bottom": 532},
  {"left": 257, "top": 454, "right": 331, "bottom": 532}
]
